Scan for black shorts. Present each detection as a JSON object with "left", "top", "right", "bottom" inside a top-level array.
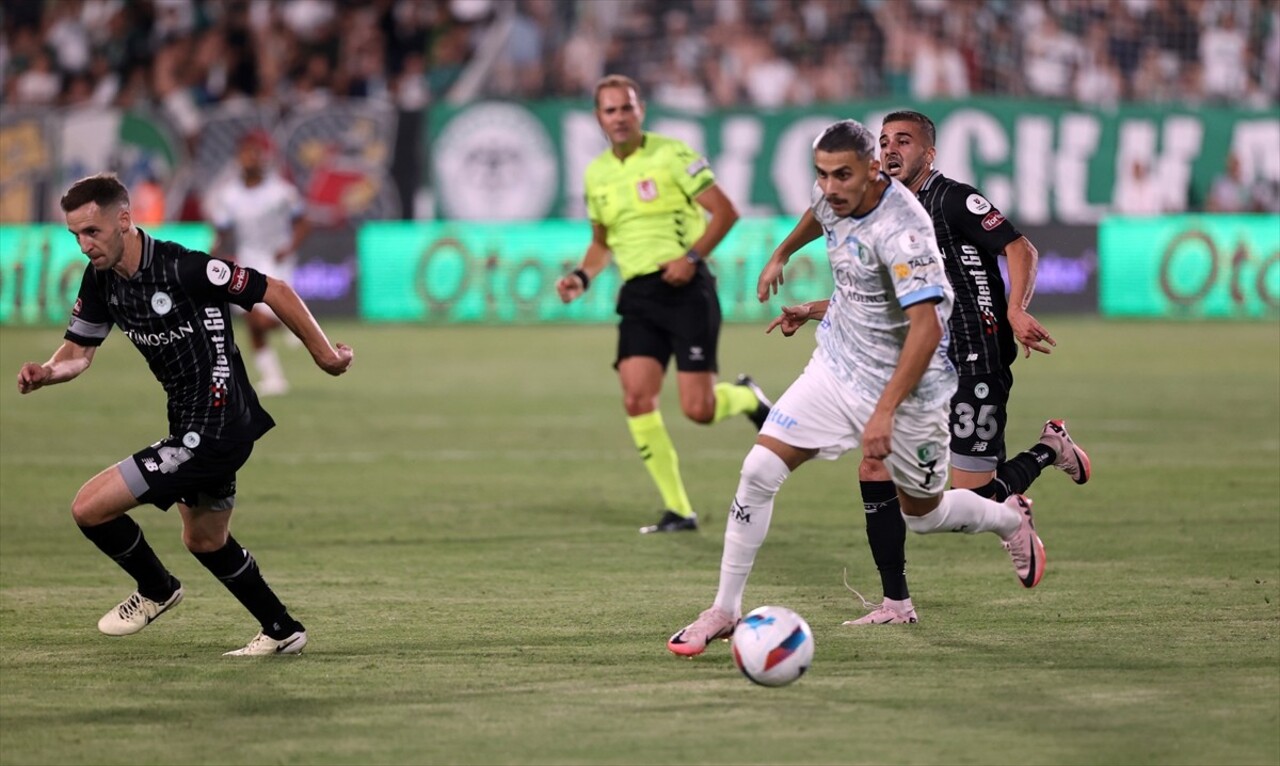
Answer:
[
  {"left": 118, "top": 432, "right": 255, "bottom": 511},
  {"left": 615, "top": 265, "right": 721, "bottom": 373},
  {"left": 948, "top": 369, "right": 1013, "bottom": 472}
]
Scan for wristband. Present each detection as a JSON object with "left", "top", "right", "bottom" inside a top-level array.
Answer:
[
  {"left": 684, "top": 249, "right": 702, "bottom": 264},
  {"left": 572, "top": 268, "right": 591, "bottom": 290}
]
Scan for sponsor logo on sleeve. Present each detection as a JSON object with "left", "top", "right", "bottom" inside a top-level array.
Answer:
[
  {"left": 685, "top": 157, "right": 710, "bottom": 177},
  {"left": 894, "top": 263, "right": 911, "bottom": 279},
  {"left": 73, "top": 297, "right": 82, "bottom": 316},
  {"left": 182, "top": 431, "right": 201, "bottom": 449},
  {"left": 981, "top": 211, "right": 1006, "bottom": 231},
  {"left": 207, "top": 260, "right": 232, "bottom": 286},
  {"left": 636, "top": 178, "right": 658, "bottom": 202},
  {"left": 228, "top": 267, "right": 249, "bottom": 295},
  {"left": 965, "top": 194, "right": 992, "bottom": 215}
]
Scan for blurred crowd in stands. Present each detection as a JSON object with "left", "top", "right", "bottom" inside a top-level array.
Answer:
[{"left": 3, "top": 0, "right": 1277, "bottom": 117}]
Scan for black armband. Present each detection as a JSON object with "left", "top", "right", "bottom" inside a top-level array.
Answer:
[{"left": 572, "top": 268, "right": 591, "bottom": 290}]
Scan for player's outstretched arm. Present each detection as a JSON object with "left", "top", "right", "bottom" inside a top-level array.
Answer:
[
  {"left": 16, "top": 341, "right": 97, "bottom": 394},
  {"left": 1003, "top": 236, "right": 1055, "bottom": 357},
  {"left": 557, "top": 222, "right": 611, "bottom": 304},
  {"left": 765, "top": 299, "right": 829, "bottom": 337},
  {"left": 758, "top": 209, "right": 822, "bottom": 302},
  {"left": 262, "top": 277, "right": 353, "bottom": 376}
]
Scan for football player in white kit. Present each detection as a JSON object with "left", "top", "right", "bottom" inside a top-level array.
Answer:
[
  {"left": 668, "top": 120, "right": 1046, "bottom": 657},
  {"left": 209, "top": 131, "right": 309, "bottom": 395}
]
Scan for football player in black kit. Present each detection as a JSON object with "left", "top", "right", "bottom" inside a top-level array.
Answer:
[
  {"left": 844, "top": 111, "right": 1092, "bottom": 625},
  {"left": 16, "top": 174, "right": 353, "bottom": 655}
]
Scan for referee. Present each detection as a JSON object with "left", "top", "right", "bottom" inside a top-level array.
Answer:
[{"left": 557, "top": 75, "right": 770, "bottom": 535}]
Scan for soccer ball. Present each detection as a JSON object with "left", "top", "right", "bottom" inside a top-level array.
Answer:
[{"left": 731, "top": 605, "right": 814, "bottom": 687}]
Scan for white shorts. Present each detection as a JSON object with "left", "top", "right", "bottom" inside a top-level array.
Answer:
[{"left": 760, "top": 357, "right": 951, "bottom": 497}]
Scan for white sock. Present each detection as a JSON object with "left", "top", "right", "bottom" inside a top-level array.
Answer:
[
  {"left": 713, "top": 445, "right": 791, "bottom": 617},
  {"left": 902, "top": 489, "right": 1021, "bottom": 538},
  {"left": 254, "top": 348, "right": 285, "bottom": 383}
]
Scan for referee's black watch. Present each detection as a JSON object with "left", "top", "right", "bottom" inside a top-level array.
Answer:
[{"left": 684, "top": 249, "right": 702, "bottom": 265}]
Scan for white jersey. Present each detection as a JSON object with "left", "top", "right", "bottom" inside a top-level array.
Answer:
[
  {"left": 810, "top": 174, "right": 957, "bottom": 410},
  {"left": 210, "top": 174, "right": 304, "bottom": 263}
]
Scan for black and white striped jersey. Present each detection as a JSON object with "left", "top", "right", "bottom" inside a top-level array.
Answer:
[
  {"left": 65, "top": 229, "right": 276, "bottom": 442},
  {"left": 915, "top": 171, "right": 1022, "bottom": 376}
]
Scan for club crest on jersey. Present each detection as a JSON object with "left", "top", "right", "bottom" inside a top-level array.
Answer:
[
  {"left": 916, "top": 442, "right": 941, "bottom": 463},
  {"left": 151, "top": 291, "right": 173, "bottom": 315},
  {"left": 636, "top": 178, "right": 658, "bottom": 202},
  {"left": 207, "top": 260, "right": 232, "bottom": 286},
  {"left": 965, "top": 194, "right": 992, "bottom": 215}
]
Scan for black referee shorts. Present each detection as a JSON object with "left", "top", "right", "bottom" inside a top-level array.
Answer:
[
  {"left": 118, "top": 432, "right": 255, "bottom": 511},
  {"left": 614, "top": 266, "right": 720, "bottom": 373}
]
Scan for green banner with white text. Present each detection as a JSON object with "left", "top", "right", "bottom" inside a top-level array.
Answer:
[{"left": 426, "top": 99, "right": 1278, "bottom": 226}]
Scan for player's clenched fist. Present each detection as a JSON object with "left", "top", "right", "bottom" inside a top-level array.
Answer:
[{"left": 17, "top": 363, "right": 49, "bottom": 394}]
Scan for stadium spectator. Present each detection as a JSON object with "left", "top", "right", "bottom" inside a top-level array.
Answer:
[
  {"left": 554, "top": 75, "right": 769, "bottom": 535},
  {"left": 4, "top": 0, "right": 1276, "bottom": 112},
  {"left": 1022, "top": 12, "right": 1079, "bottom": 99},
  {"left": 1207, "top": 152, "right": 1255, "bottom": 212},
  {"left": 1114, "top": 160, "right": 1169, "bottom": 216},
  {"left": 1199, "top": 9, "right": 1249, "bottom": 102},
  {"left": 12, "top": 48, "right": 61, "bottom": 105},
  {"left": 909, "top": 18, "right": 970, "bottom": 101},
  {"left": 1075, "top": 22, "right": 1124, "bottom": 107},
  {"left": 16, "top": 172, "right": 353, "bottom": 656},
  {"left": 847, "top": 110, "right": 1091, "bottom": 626},
  {"left": 667, "top": 119, "right": 1046, "bottom": 658}
]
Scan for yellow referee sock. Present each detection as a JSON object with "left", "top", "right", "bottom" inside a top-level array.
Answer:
[
  {"left": 711, "top": 382, "right": 760, "bottom": 424},
  {"left": 627, "top": 411, "right": 694, "bottom": 518}
]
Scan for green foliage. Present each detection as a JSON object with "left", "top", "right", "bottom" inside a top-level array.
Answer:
[{"left": 2, "top": 320, "right": 1277, "bottom": 765}]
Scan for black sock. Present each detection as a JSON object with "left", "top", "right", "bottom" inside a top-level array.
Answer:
[
  {"left": 860, "top": 480, "right": 909, "bottom": 601},
  {"left": 968, "top": 479, "right": 1002, "bottom": 500},
  {"left": 192, "top": 535, "right": 301, "bottom": 639},
  {"left": 79, "top": 516, "right": 177, "bottom": 602},
  {"left": 996, "top": 444, "right": 1055, "bottom": 498}
]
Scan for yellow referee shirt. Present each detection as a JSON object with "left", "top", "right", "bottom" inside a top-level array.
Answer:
[{"left": 584, "top": 133, "right": 716, "bottom": 281}]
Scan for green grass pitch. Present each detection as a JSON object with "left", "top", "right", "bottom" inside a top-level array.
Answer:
[{"left": 1, "top": 319, "right": 1277, "bottom": 765}]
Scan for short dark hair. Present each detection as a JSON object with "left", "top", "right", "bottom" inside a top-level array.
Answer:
[
  {"left": 813, "top": 120, "right": 877, "bottom": 159},
  {"left": 594, "top": 74, "right": 642, "bottom": 108},
  {"left": 60, "top": 173, "right": 130, "bottom": 213},
  {"left": 882, "top": 110, "right": 937, "bottom": 148}
]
